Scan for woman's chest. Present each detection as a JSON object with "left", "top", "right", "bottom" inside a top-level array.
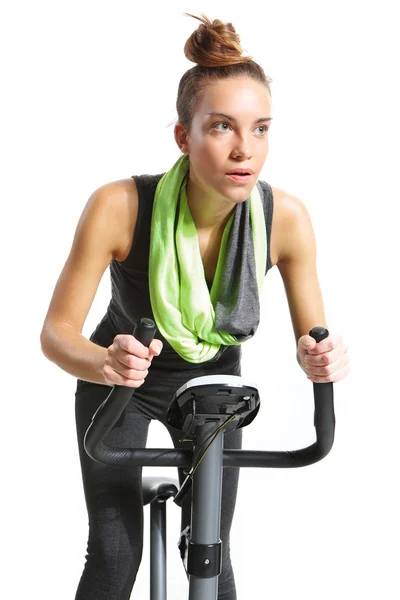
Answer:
[
  {"left": 197, "top": 192, "right": 280, "bottom": 284},
  {"left": 197, "top": 230, "right": 223, "bottom": 286}
]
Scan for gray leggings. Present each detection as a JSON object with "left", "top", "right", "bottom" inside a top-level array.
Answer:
[{"left": 74, "top": 357, "right": 243, "bottom": 600}]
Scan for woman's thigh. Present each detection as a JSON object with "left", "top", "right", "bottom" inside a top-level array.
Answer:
[
  {"left": 74, "top": 383, "right": 154, "bottom": 599},
  {"left": 75, "top": 383, "right": 151, "bottom": 537}
]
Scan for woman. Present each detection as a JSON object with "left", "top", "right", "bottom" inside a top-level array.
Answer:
[{"left": 40, "top": 12, "right": 350, "bottom": 600}]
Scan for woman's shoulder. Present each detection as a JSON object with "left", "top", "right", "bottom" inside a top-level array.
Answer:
[
  {"left": 268, "top": 184, "right": 312, "bottom": 267},
  {"left": 90, "top": 177, "right": 139, "bottom": 262},
  {"left": 270, "top": 184, "right": 309, "bottom": 222},
  {"left": 130, "top": 172, "right": 165, "bottom": 193},
  {"left": 97, "top": 171, "right": 165, "bottom": 205},
  {"left": 102, "top": 172, "right": 165, "bottom": 262},
  {"left": 94, "top": 177, "right": 138, "bottom": 205},
  {"left": 258, "top": 179, "right": 295, "bottom": 208}
]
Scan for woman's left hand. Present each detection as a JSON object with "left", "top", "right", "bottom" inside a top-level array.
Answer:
[{"left": 297, "top": 332, "right": 350, "bottom": 383}]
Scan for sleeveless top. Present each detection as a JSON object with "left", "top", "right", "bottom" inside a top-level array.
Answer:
[{"left": 86, "top": 172, "right": 274, "bottom": 373}]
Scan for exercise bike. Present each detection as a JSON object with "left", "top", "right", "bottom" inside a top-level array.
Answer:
[{"left": 84, "top": 318, "right": 335, "bottom": 600}]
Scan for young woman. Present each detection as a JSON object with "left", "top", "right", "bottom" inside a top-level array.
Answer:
[{"left": 40, "top": 12, "right": 350, "bottom": 600}]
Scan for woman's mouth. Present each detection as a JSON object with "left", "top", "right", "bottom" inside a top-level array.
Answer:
[{"left": 226, "top": 173, "right": 253, "bottom": 183}]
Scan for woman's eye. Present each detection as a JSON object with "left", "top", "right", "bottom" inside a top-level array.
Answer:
[
  {"left": 257, "top": 125, "right": 269, "bottom": 135},
  {"left": 213, "top": 122, "right": 230, "bottom": 132}
]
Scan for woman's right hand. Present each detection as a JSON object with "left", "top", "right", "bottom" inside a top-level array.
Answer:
[{"left": 102, "top": 334, "right": 163, "bottom": 387}]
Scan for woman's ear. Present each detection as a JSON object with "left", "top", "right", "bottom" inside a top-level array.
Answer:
[{"left": 174, "top": 122, "right": 189, "bottom": 154}]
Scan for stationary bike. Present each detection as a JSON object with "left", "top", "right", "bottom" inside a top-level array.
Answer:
[{"left": 84, "top": 318, "right": 335, "bottom": 600}]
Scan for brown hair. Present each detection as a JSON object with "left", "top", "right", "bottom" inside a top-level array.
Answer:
[{"left": 176, "top": 13, "right": 272, "bottom": 135}]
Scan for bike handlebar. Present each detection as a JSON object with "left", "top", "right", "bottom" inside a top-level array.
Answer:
[{"left": 84, "top": 319, "right": 335, "bottom": 469}]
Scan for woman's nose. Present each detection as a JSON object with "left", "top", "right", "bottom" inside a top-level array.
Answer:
[{"left": 231, "top": 136, "right": 252, "bottom": 159}]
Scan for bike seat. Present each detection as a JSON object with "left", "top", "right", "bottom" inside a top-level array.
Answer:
[{"left": 142, "top": 476, "right": 179, "bottom": 505}]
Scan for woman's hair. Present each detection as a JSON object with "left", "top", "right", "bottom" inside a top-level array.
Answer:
[{"left": 176, "top": 13, "right": 272, "bottom": 135}]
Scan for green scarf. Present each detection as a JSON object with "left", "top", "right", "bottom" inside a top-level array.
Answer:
[{"left": 149, "top": 154, "right": 266, "bottom": 363}]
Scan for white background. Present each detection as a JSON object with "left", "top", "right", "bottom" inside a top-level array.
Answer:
[{"left": 2, "top": 0, "right": 399, "bottom": 598}]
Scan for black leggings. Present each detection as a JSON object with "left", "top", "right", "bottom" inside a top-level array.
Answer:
[{"left": 74, "top": 357, "right": 243, "bottom": 600}]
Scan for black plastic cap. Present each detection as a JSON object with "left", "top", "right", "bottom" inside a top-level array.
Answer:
[{"left": 309, "top": 326, "right": 329, "bottom": 343}]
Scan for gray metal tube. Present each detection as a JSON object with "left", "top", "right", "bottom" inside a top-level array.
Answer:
[
  {"left": 150, "top": 501, "right": 167, "bottom": 600},
  {"left": 188, "top": 423, "right": 224, "bottom": 600}
]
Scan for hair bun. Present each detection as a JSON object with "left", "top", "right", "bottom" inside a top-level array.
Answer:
[{"left": 183, "top": 12, "right": 252, "bottom": 67}]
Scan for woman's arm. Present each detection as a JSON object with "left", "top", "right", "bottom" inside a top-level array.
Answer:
[
  {"left": 276, "top": 193, "right": 350, "bottom": 383},
  {"left": 40, "top": 179, "right": 139, "bottom": 385}
]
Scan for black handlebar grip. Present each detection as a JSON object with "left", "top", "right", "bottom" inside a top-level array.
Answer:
[
  {"left": 84, "top": 318, "right": 157, "bottom": 462},
  {"left": 309, "top": 325, "right": 329, "bottom": 344},
  {"left": 133, "top": 317, "right": 158, "bottom": 348},
  {"left": 307, "top": 326, "right": 335, "bottom": 459}
]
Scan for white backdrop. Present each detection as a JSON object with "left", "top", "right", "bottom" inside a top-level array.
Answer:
[{"left": 2, "top": 1, "right": 399, "bottom": 598}]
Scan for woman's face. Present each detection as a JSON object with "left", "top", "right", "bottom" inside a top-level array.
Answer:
[{"left": 175, "top": 76, "right": 272, "bottom": 204}]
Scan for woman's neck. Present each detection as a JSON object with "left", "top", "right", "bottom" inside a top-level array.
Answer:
[{"left": 185, "top": 174, "right": 236, "bottom": 233}]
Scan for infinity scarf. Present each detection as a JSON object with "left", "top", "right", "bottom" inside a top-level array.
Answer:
[{"left": 149, "top": 154, "right": 266, "bottom": 363}]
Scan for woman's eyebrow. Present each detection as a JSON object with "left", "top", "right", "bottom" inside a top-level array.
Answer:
[{"left": 206, "top": 112, "right": 273, "bottom": 124}]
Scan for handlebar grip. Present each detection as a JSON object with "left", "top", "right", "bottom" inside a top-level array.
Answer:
[
  {"left": 133, "top": 317, "right": 158, "bottom": 347},
  {"left": 308, "top": 326, "right": 335, "bottom": 460},
  {"left": 309, "top": 325, "right": 329, "bottom": 344},
  {"left": 84, "top": 318, "right": 157, "bottom": 462}
]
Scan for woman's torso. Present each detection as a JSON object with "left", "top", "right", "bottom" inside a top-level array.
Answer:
[{"left": 86, "top": 171, "right": 280, "bottom": 373}]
